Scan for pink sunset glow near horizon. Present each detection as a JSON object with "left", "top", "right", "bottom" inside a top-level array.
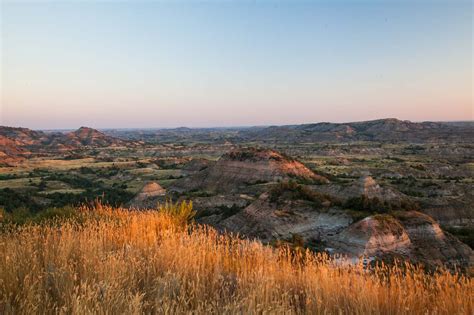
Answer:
[{"left": 1, "top": 1, "right": 472, "bottom": 129}]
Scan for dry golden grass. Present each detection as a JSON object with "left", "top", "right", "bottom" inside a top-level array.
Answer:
[{"left": 0, "top": 204, "right": 472, "bottom": 314}]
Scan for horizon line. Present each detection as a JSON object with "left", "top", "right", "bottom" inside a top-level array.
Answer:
[{"left": 2, "top": 118, "right": 473, "bottom": 132}]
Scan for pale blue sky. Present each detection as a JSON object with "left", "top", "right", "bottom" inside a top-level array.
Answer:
[{"left": 1, "top": 0, "right": 472, "bottom": 129}]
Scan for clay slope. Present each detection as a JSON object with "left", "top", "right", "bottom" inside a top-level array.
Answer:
[
  {"left": 0, "top": 126, "right": 49, "bottom": 146},
  {"left": 215, "top": 182, "right": 472, "bottom": 269},
  {"left": 0, "top": 135, "right": 28, "bottom": 166},
  {"left": 331, "top": 215, "right": 412, "bottom": 257},
  {"left": 394, "top": 211, "right": 473, "bottom": 267},
  {"left": 129, "top": 182, "right": 166, "bottom": 209},
  {"left": 218, "top": 192, "right": 352, "bottom": 243},
  {"left": 331, "top": 212, "right": 473, "bottom": 269},
  {"left": 62, "top": 127, "right": 127, "bottom": 147},
  {"left": 170, "top": 148, "right": 328, "bottom": 193}
]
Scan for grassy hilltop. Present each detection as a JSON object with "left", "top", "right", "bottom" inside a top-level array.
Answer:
[{"left": 0, "top": 203, "right": 472, "bottom": 314}]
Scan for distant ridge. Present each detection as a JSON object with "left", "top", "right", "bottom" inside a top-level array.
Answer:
[
  {"left": 100, "top": 118, "right": 473, "bottom": 143},
  {"left": 0, "top": 126, "right": 130, "bottom": 165},
  {"left": 1, "top": 118, "right": 473, "bottom": 165},
  {"left": 240, "top": 118, "right": 474, "bottom": 143}
]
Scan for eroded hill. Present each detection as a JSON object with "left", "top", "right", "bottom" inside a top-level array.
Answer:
[
  {"left": 130, "top": 148, "right": 474, "bottom": 270},
  {"left": 170, "top": 148, "right": 327, "bottom": 194},
  {"left": 0, "top": 126, "right": 130, "bottom": 165}
]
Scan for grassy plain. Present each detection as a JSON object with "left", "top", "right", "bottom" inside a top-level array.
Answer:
[{"left": 0, "top": 204, "right": 472, "bottom": 314}]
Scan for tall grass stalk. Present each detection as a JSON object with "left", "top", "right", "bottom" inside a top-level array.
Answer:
[{"left": 0, "top": 204, "right": 472, "bottom": 314}]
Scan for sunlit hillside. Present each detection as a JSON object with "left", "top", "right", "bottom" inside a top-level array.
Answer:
[{"left": 0, "top": 203, "right": 472, "bottom": 314}]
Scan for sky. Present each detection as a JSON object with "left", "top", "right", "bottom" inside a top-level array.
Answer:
[{"left": 0, "top": 0, "right": 472, "bottom": 129}]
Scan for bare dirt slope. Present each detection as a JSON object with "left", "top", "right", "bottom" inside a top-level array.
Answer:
[{"left": 129, "top": 182, "right": 166, "bottom": 209}]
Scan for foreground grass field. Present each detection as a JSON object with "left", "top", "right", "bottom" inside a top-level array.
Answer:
[{"left": 0, "top": 203, "right": 472, "bottom": 314}]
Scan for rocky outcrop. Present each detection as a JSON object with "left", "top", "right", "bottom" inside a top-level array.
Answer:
[{"left": 171, "top": 148, "right": 328, "bottom": 193}]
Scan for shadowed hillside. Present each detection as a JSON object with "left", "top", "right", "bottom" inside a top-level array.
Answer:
[{"left": 241, "top": 119, "right": 474, "bottom": 143}]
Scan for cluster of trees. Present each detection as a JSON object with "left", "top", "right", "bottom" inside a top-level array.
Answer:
[
  {"left": 1, "top": 167, "right": 135, "bottom": 223},
  {"left": 79, "top": 166, "right": 120, "bottom": 178},
  {"left": 0, "top": 186, "right": 134, "bottom": 217},
  {"left": 0, "top": 188, "right": 41, "bottom": 212},
  {"left": 343, "top": 195, "right": 419, "bottom": 213}
]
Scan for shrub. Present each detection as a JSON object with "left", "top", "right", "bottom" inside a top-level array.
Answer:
[
  {"left": 343, "top": 195, "right": 419, "bottom": 213},
  {"left": 0, "top": 188, "right": 41, "bottom": 212},
  {"left": 402, "top": 189, "right": 424, "bottom": 198},
  {"left": 0, "top": 207, "right": 33, "bottom": 225},
  {"left": 33, "top": 206, "right": 78, "bottom": 222},
  {"left": 158, "top": 200, "right": 196, "bottom": 226},
  {"left": 0, "top": 206, "right": 79, "bottom": 225},
  {"left": 344, "top": 195, "right": 388, "bottom": 213}
]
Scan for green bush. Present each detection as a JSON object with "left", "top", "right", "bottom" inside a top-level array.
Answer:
[
  {"left": 344, "top": 196, "right": 388, "bottom": 213},
  {"left": 0, "top": 206, "right": 79, "bottom": 225},
  {"left": 0, "top": 188, "right": 41, "bottom": 212},
  {"left": 158, "top": 200, "right": 196, "bottom": 226},
  {"left": 401, "top": 190, "right": 424, "bottom": 198},
  {"left": 0, "top": 186, "right": 133, "bottom": 215},
  {"left": 343, "top": 195, "right": 419, "bottom": 213},
  {"left": 34, "top": 206, "right": 78, "bottom": 222}
]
